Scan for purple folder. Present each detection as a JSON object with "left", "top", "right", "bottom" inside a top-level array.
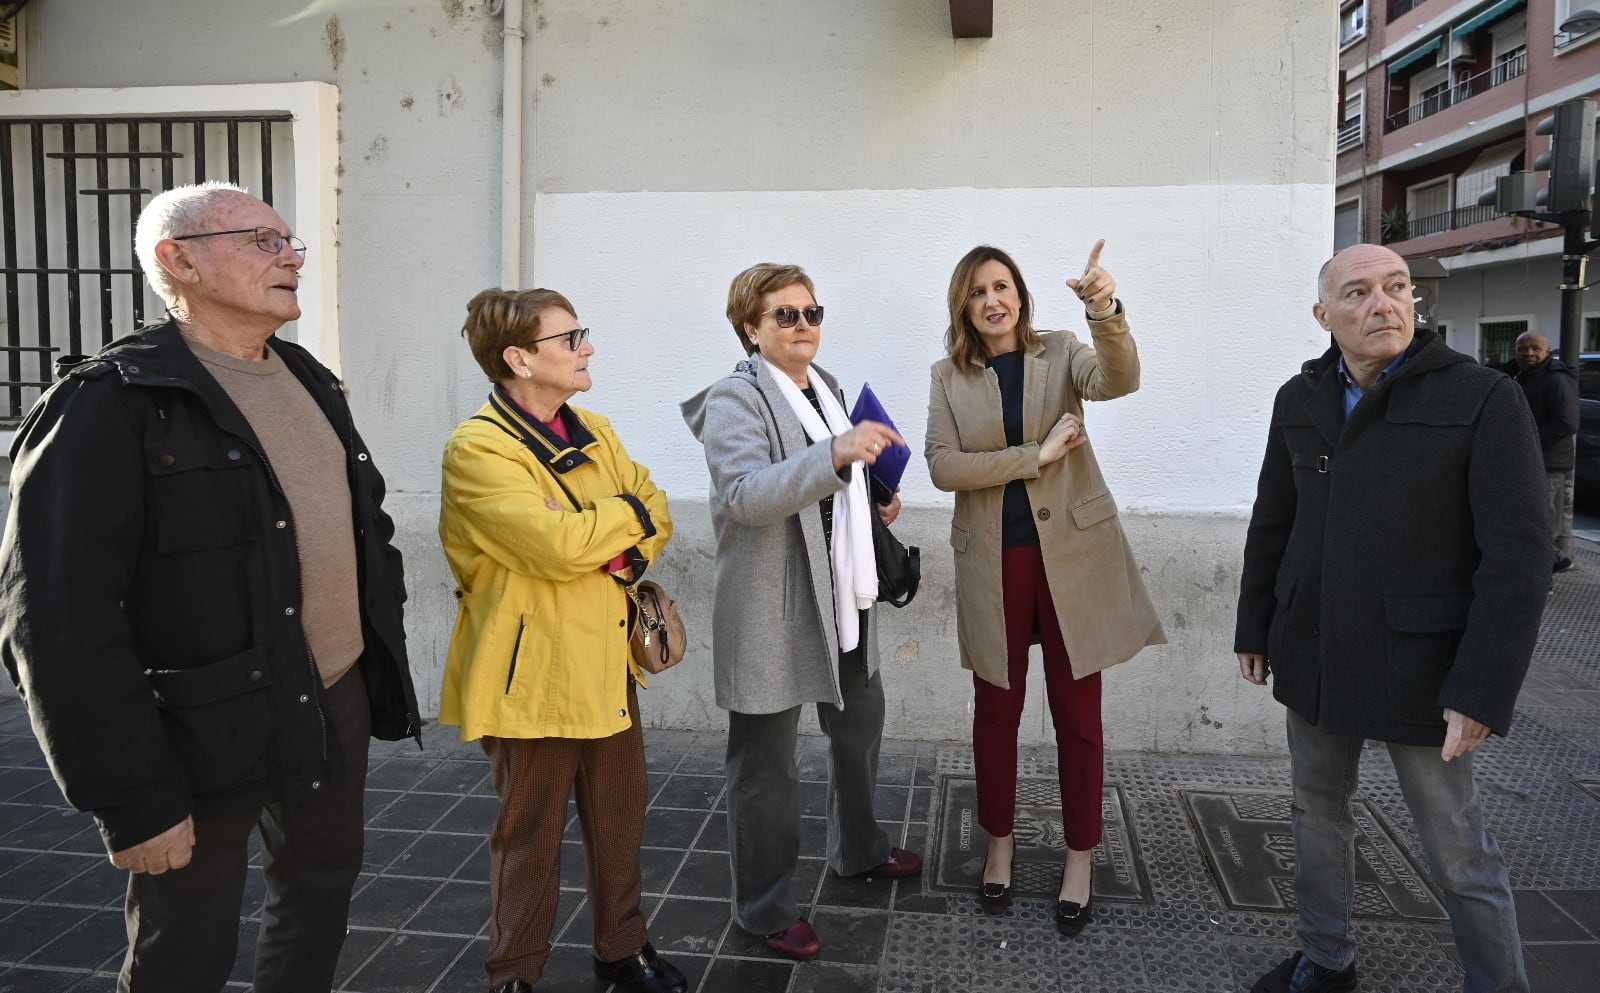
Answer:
[{"left": 849, "top": 383, "right": 911, "bottom": 494}]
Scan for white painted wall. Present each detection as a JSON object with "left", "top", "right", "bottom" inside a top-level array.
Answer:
[{"left": 5, "top": 0, "right": 1334, "bottom": 754}]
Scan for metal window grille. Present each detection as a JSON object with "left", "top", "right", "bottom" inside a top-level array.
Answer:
[
  {"left": 0, "top": 113, "right": 294, "bottom": 426},
  {"left": 1479, "top": 319, "right": 1527, "bottom": 367}
]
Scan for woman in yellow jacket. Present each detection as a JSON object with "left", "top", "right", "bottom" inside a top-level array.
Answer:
[{"left": 438, "top": 288, "right": 683, "bottom": 993}]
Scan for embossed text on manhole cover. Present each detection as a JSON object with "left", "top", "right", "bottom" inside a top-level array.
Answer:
[
  {"left": 1181, "top": 790, "right": 1446, "bottom": 921},
  {"left": 929, "top": 776, "right": 1150, "bottom": 903}
]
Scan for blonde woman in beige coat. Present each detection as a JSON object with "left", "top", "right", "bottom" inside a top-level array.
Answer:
[{"left": 925, "top": 243, "right": 1165, "bottom": 938}]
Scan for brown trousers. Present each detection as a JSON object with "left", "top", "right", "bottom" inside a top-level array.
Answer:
[{"left": 480, "top": 683, "right": 648, "bottom": 986}]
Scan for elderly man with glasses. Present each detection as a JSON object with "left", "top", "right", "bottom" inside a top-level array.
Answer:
[{"left": 0, "top": 181, "right": 419, "bottom": 993}]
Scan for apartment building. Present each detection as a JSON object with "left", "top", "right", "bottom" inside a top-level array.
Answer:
[{"left": 1336, "top": 0, "right": 1600, "bottom": 363}]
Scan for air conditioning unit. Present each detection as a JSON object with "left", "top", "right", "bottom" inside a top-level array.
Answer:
[{"left": 1437, "top": 34, "right": 1475, "bottom": 67}]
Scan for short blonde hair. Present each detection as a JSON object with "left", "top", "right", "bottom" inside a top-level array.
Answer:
[
  {"left": 461, "top": 287, "right": 576, "bottom": 383},
  {"left": 726, "top": 263, "right": 817, "bottom": 355}
]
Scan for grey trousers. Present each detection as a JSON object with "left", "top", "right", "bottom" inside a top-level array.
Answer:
[
  {"left": 724, "top": 648, "right": 891, "bottom": 935},
  {"left": 1549, "top": 470, "right": 1574, "bottom": 561}
]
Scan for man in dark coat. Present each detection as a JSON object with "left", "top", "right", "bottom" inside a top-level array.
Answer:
[
  {"left": 0, "top": 183, "right": 419, "bottom": 993},
  {"left": 1234, "top": 244, "right": 1549, "bottom": 993},
  {"left": 1509, "top": 331, "right": 1579, "bottom": 572}
]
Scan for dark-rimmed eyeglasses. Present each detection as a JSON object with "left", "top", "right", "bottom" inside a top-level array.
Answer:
[
  {"left": 172, "top": 227, "right": 308, "bottom": 257},
  {"left": 530, "top": 327, "right": 590, "bottom": 352},
  {"left": 761, "top": 305, "right": 824, "bottom": 328}
]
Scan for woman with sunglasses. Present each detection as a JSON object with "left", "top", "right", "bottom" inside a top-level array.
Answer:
[
  {"left": 681, "top": 263, "right": 922, "bottom": 959},
  {"left": 925, "top": 243, "right": 1165, "bottom": 936},
  {"left": 438, "top": 288, "right": 685, "bottom": 993}
]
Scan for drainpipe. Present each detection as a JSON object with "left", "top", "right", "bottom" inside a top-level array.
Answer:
[{"left": 492, "top": 0, "right": 525, "bottom": 288}]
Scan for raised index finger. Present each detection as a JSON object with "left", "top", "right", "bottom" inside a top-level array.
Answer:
[{"left": 1082, "top": 239, "right": 1105, "bottom": 275}]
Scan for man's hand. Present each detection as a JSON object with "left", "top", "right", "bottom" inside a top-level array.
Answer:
[
  {"left": 110, "top": 815, "right": 195, "bottom": 875},
  {"left": 1237, "top": 652, "right": 1270, "bottom": 685},
  {"left": 1441, "top": 708, "right": 1491, "bottom": 762},
  {"left": 1066, "top": 240, "right": 1117, "bottom": 314}
]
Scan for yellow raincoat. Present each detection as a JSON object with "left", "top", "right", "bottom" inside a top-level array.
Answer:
[{"left": 439, "top": 395, "right": 671, "bottom": 741}]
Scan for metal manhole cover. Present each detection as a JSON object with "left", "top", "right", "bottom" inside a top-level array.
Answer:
[
  {"left": 1181, "top": 790, "right": 1446, "bottom": 921},
  {"left": 928, "top": 776, "right": 1150, "bottom": 903}
]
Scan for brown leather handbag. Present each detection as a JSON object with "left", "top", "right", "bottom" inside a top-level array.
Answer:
[{"left": 627, "top": 580, "right": 686, "bottom": 674}]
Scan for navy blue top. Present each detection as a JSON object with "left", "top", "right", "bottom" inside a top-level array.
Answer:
[{"left": 987, "top": 351, "right": 1040, "bottom": 548}]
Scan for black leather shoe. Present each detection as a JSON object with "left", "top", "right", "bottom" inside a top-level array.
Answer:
[
  {"left": 978, "top": 881, "right": 1012, "bottom": 914},
  {"left": 593, "top": 942, "right": 688, "bottom": 993},
  {"left": 1053, "top": 896, "right": 1093, "bottom": 937},
  {"left": 1249, "top": 952, "right": 1358, "bottom": 993},
  {"left": 491, "top": 983, "right": 533, "bottom": 993}
]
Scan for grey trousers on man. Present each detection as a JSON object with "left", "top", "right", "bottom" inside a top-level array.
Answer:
[
  {"left": 1549, "top": 470, "right": 1574, "bottom": 562},
  {"left": 119, "top": 670, "right": 371, "bottom": 993},
  {"left": 724, "top": 649, "right": 891, "bottom": 935}
]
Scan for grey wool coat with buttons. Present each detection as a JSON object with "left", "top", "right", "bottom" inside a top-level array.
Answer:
[
  {"left": 681, "top": 358, "right": 880, "bottom": 715},
  {"left": 925, "top": 312, "right": 1166, "bottom": 690}
]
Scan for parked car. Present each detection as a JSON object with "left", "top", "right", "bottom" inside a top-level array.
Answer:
[{"left": 1578, "top": 354, "right": 1600, "bottom": 507}]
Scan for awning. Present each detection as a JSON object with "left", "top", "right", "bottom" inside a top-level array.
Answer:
[
  {"left": 1389, "top": 37, "right": 1441, "bottom": 73},
  {"left": 1452, "top": 0, "right": 1525, "bottom": 39},
  {"left": 1454, "top": 141, "right": 1523, "bottom": 208}
]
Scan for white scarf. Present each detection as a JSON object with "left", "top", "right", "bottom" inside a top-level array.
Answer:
[{"left": 761, "top": 357, "right": 877, "bottom": 652}]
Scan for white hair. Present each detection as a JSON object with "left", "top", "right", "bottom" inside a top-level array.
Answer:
[{"left": 134, "top": 181, "right": 253, "bottom": 308}]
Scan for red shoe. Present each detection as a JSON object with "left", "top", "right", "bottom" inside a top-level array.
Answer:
[
  {"left": 857, "top": 847, "right": 923, "bottom": 878},
  {"left": 764, "top": 917, "right": 821, "bottom": 958}
]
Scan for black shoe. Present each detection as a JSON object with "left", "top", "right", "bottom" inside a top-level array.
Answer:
[
  {"left": 1249, "top": 952, "right": 1358, "bottom": 993},
  {"left": 593, "top": 942, "right": 688, "bottom": 993},
  {"left": 1554, "top": 556, "right": 1574, "bottom": 574},
  {"left": 1053, "top": 896, "right": 1093, "bottom": 937},
  {"left": 491, "top": 983, "right": 533, "bottom": 993},
  {"left": 978, "top": 880, "right": 1012, "bottom": 915}
]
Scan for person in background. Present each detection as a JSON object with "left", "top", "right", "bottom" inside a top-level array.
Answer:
[
  {"left": 1507, "top": 330, "right": 1579, "bottom": 574},
  {"left": 439, "top": 288, "right": 684, "bottom": 993},
  {"left": 924, "top": 243, "right": 1164, "bottom": 936},
  {"left": 680, "top": 262, "right": 921, "bottom": 960}
]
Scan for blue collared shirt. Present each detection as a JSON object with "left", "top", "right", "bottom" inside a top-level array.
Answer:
[{"left": 1337, "top": 350, "right": 1409, "bottom": 418}]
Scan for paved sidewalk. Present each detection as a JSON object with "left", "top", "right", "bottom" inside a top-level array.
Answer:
[{"left": 1, "top": 544, "right": 1598, "bottom": 992}]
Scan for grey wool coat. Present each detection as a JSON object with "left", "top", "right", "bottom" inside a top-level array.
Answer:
[
  {"left": 925, "top": 312, "right": 1166, "bottom": 690},
  {"left": 681, "top": 359, "right": 880, "bottom": 715}
]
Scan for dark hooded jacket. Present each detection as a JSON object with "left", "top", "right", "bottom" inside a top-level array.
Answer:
[
  {"left": 1510, "top": 355, "right": 1578, "bottom": 472},
  {"left": 1234, "top": 328, "right": 1549, "bottom": 745},
  {"left": 0, "top": 321, "right": 419, "bottom": 852}
]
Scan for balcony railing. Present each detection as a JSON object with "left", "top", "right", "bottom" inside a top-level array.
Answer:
[
  {"left": 1390, "top": 203, "right": 1501, "bottom": 243},
  {"left": 1387, "top": 0, "right": 1425, "bottom": 22},
  {"left": 1385, "top": 52, "right": 1526, "bottom": 133},
  {"left": 1337, "top": 119, "right": 1364, "bottom": 151}
]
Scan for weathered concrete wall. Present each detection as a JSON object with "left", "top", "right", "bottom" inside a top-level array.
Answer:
[{"left": 3, "top": 1, "right": 1332, "bottom": 754}]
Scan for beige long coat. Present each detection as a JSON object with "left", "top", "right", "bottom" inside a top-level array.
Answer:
[{"left": 925, "top": 312, "right": 1166, "bottom": 689}]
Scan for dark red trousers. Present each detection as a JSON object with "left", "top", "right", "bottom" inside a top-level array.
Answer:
[{"left": 972, "top": 544, "right": 1104, "bottom": 851}]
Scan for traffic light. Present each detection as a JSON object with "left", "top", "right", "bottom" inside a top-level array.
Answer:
[{"left": 1533, "top": 98, "right": 1596, "bottom": 214}]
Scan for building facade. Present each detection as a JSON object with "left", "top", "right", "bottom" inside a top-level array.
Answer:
[
  {"left": 1337, "top": 0, "right": 1600, "bottom": 362},
  {"left": 0, "top": 0, "right": 1332, "bottom": 754}
]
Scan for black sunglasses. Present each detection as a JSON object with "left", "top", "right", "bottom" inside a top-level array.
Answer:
[
  {"left": 761, "top": 305, "right": 824, "bottom": 329},
  {"left": 530, "top": 327, "right": 590, "bottom": 352}
]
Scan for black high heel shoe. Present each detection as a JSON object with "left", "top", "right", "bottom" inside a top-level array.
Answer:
[
  {"left": 1053, "top": 896, "right": 1093, "bottom": 937},
  {"left": 978, "top": 879, "right": 1012, "bottom": 914}
]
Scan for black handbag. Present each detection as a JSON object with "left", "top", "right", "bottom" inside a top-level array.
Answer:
[{"left": 870, "top": 503, "right": 920, "bottom": 607}]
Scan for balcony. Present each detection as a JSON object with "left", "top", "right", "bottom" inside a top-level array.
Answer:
[
  {"left": 1385, "top": 52, "right": 1525, "bottom": 133},
  {"left": 1387, "top": 0, "right": 1425, "bottom": 21},
  {"left": 1337, "top": 119, "right": 1364, "bottom": 151},
  {"left": 1384, "top": 203, "right": 1500, "bottom": 243}
]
